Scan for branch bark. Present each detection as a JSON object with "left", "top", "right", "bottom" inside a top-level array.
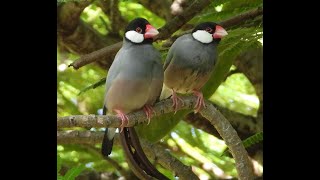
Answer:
[
  {"left": 97, "top": 0, "right": 128, "bottom": 33},
  {"left": 220, "top": 7, "right": 263, "bottom": 29},
  {"left": 58, "top": 130, "right": 199, "bottom": 180},
  {"left": 69, "top": 7, "right": 263, "bottom": 70},
  {"left": 58, "top": 1, "right": 122, "bottom": 69},
  {"left": 185, "top": 105, "right": 260, "bottom": 140},
  {"left": 58, "top": 96, "right": 254, "bottom": 180},
  {"left": 140, "top": 138, "right": 199, "bottom": 180},
  {"left": 155, "top": 0, "right": 212, "bottom": 40},
  {"left": 138, "top": 0, "right": 172, "bottom": 20}
]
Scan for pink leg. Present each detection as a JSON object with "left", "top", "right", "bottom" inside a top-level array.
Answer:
[
  {"left": 193, "top": 90, "right": 206, "bottom": 113},
  {"left": 143, "top": 105, "right": 156, "bottom": 125},
  {"left": 114, "top": 109, "right": 129, "bottom": 133},
  {"left": 171, "top": 89, "right": 184, "bottom": 114}
]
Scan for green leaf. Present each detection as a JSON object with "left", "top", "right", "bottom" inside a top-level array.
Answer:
[
  {"left": 202, "top": 27, "right": 262, "bottom": 98},
  {"left": 78, "top": 77, "right": 106, "bottom": 95},
  {"left": 243, "top": 131, "right": 263, "bottom": 148},
  {"left": 57, "top": 175, "right": 64, "bottom": 180},
  {"left": 63, "top": 164, "right": 86, "bottom": 180},
  {"left": 57, "top": 154, "right": 62, "bottom": 174}
]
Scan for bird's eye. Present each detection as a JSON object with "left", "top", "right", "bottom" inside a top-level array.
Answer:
[
  {"left": 205, "top": 27, "right": 212, "bottom": 33},
  {"left": 136, "top": 27, "right": 142, "bottom": 33}
]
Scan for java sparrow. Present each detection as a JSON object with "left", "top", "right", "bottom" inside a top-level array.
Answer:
[
  {"left": 163, "top": 22, "right": 228, "bottom": 113},
  {"left": 101, "top": 18, "right": 168, "bottom": 179}
]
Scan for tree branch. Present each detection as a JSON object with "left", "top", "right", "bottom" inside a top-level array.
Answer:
[
  {"left": 140, "top": 138, "right": 199, "bottom": 180},
  {"left": 58, "top": 1, "right": 122, "bottom": 69},
  {"left": 97, "top": 0, "right": 127, "bottom": 33},
  {"left": 57, "top": 1, "right": 93, "bottom": 36},
  {"left": 57, "top": 130, "right": 199, "bottom": 180},
  {"left": 155, "top": 0, "right": 212, "bottom": 40},
  {"left": 163, "top": 8, "right": 263, "bottom": 47},
  {"left": 67, "top": 42, "right": 123, "bottom": 70},
  {"left": 138, "top": 0, "right": 172, "bottom": 20},
  {"left": 220, "top": 7, "right": 263, "bottom": 29},
  {"left": 185, "top": 101, "right": 261, "bottom": 137},
  {"left": 68, "top": 0, "right": 212, "bottom": 70},
  {"left": 69, "top": 7, "right": 263, "bottom": 70},
  {"left": 199, "top": 101, "right": 254, "bottom": 180},
  {"left": 58, "top": 96, "right": 254, "bottom": 179}
]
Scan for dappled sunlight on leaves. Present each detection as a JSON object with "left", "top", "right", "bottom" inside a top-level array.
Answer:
[
  {"left": 210, "top": 73, "right": 259, "bottom": 117},
  {"left": 166, "top": 121, "right": 238, "bottom": 178},
  {"left": 119, "top": 1, "right": 165, "bottom": 29},
  {"left": 82, "top": 4, "right": 110, "bottom": 35}
]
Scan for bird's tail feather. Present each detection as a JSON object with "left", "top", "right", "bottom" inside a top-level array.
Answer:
[
  {"left": 120, "top": 128, "right": 154, "bottom": 179},
  {"left": 101, "top": 106, "right": 115, "bottom": 157},
  {"left": 101, "top": 128, "right": 115, "bottom": 157},
  {"left": 120, "top": 127, "right": 169, "bottom": 180},
  {"left": 159, "top": 84, "right": 172, "bottom": 101}
]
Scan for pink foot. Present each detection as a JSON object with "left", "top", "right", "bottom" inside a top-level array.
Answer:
[
  {"left": 143, "top": 105, "right": 155, "bottom": 125},
  {"left": 193, "top": 90, "right": 206, "bottom": 113},
  {"left": 114, "top": 109, "right": 129, "bottom": 133},
  {"left": 171, "top": 90, "right": 184, "bottom": 114}
]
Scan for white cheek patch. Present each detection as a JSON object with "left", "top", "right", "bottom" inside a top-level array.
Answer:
[
  {"left": 192, "top": 30, "right": 213, "bottom": 44},
  {"left": 125, "top": 30, "right": 144, "bottom": 43}
]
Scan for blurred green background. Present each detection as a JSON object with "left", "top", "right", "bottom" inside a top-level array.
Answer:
[{"left": 57, "top": 0, "right": 263, "bottom": 179}]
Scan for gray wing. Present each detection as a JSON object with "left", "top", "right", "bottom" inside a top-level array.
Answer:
[
  {"left": 101, "top": 48, "right": 124, "bottom": 157},
  {"left": 163, "top": 39, "right": 177, "bottom": 71},
  {"left": 103, "top": 48, "right": 124, "bottom": 110},
  {"left": 163, "top": 34, "right": 192, "bottom": 71}
]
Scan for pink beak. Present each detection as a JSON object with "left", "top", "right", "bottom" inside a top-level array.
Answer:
[
  {"left": 144, "top": 24, "right": 159, "bottom": 39},
  {"left": 213, "top": 25, "right": 228, "bottom": 39}
]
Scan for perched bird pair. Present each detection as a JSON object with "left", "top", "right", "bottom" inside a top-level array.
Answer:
[{"left": 101, "top": 17, "right": 227, "bottom": 179}]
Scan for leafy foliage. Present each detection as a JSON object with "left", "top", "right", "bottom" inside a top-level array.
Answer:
[
  {"left": 57, "top": 0, "right": 263, "bottom": 179},
  {"left": 58, "top": 153, "right": 86, "bottom": 180}
]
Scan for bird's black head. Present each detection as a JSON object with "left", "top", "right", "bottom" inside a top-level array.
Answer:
[
  {"left": 192, "top": 22, "right": 228, "bottom": 44},
  {"left": 124, "top": 17, "right": 159, "bottom": 44}
]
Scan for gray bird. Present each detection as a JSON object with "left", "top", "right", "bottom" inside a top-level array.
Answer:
[
  {"left": 163, "top": 22, "right": 228, "bottom": 113},
  {"left": 101, "top": 18, "right": 168, "bottom": 179}
]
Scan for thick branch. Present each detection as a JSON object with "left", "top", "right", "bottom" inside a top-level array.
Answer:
[
  {"left": 67, "top": 42, "right": 122, "bottom": 70},
  {"left": 138, "top": 0, "right": 172, "bottom": 20},
  {"left": 58, "top": 96, "right": 254, "bottom": 179},
  {"left": 69, "top": 7, "right": 263, "bottom": 70},
  {"left": 57, "top": 130, "right": 199, "bottom": 180},
  {"left": 57, "top": 1, "right": 93, "bottom": 36},
  {"left": 198, "top": 102, "right": 254, "bottom": 180},
  {"left": 97, "top": 0, "right": 127, "bottom": 33},
  {"left": 185, "top": 107, "right": 259, "bottom": 140},
  {"left": 220, "top": 7, "right": 263, "bottom": 29},
  {"left": 58, "top": 1, "right": 122, "bottom": 69}
]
